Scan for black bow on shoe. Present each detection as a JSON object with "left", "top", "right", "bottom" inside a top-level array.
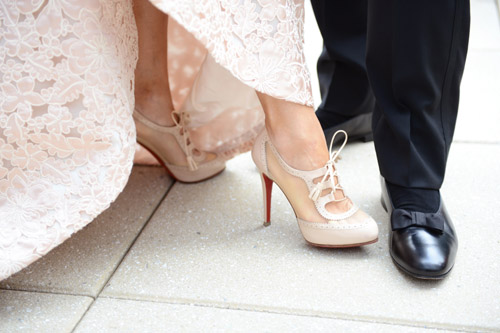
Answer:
[
  {"left": 381, "top": 177, "right": 457, "bottom": 279},
  {"left": 391, "top": 209, "right": 444, "bottom": 232}
]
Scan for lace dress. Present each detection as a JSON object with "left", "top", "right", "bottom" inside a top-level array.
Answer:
[{"left": 0, "top": 0, "right": 312, "bottom": 280}]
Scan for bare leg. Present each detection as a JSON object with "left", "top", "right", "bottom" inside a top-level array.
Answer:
[
  {"left": 133, "top": 1, "right": 350, "bottom": 213},
  {"left": 133, "top": 0, "right": 174, "bottom": 126},
  {"left": 257, "top": 92, "right": 352, "bottom": 211},
  {"left": 258, "top": 94, "right": 328, "bottom": 170}
]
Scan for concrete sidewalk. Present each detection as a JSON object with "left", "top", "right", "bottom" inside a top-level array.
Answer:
[{"left": 1, "top": 1, "right": 499, "bottom": 332}]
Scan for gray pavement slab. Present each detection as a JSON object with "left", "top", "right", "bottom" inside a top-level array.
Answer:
[
  {"left": 101, "top": 145, "right": 500, "bottom": 332},
  {"left": 0, "top": 167, "right": 172, "bottom": 297},
  {"left": 75, "top": 297, "right": 452, "bottom": 333},
  {"left": 469, "top": 0, "right": 500, "bottom": 50},
  {"left": 0, "top": 290, "right": 92, "bottom": 333},
  {"left": 1, "top": 1, "right": 498, "bottom": 332},
  {"left": 455, "top": 50, "right": 500, "bottom": 143}
]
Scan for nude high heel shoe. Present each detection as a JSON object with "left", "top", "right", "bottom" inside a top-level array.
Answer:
[
  {"left": 252, "top": 129, "right": 378, "bottom": 247},
  {"left": 134, "top": 109, "right": 225, "bottom": 183}
]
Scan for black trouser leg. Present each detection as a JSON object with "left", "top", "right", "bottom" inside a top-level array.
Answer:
[
  {"left": 367, "top": 0, "right": 470, "bottom": 190},
  {"left": 310, "top": 0, "right": 374, "bottom": 129}
]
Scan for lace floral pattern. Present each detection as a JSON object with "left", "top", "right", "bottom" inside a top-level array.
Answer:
[
  {"left": 0, "top": 0, "right": 138, "bottom": 280},
  {"left": 0, "top": 0, "right": 313, "bottom": 281},
  {"left": 151, "top": 0, "right": 313, "bottom": 106}
]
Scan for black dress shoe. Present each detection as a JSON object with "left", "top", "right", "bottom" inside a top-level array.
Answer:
[
  {"left": 380, "top": 178, "right": 458, "bottom": 279},
  {"left": 320, "top": 113, "right": 373, "bottom": 145}
]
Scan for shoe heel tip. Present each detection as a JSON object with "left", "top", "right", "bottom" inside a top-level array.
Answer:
[
  {"left": 380, "top": 197, "right": 388, "bottom": 212},
  {"left": 361, "top": 134, "right": 374, "bottom": 142},
  {"left": 263, "top": 221, "right": 271, "bottom": 227}
]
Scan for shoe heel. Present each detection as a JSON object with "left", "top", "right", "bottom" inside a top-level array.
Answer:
[
  {"left": 260, "top": 173, "right": 273, "bottom": 226},
  {"left": 361, "top": 133, "right": 373, "bottom": 142}
]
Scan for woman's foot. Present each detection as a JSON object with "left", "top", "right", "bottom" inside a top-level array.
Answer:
[
  {"left": 133, "top": 0, "right": 224, "bottom": 182},
  {"left": 134, "top": 108, "right": 225, "bottom": 182},
  {"left": 254, "top": 93, "right": 378, "bottom": 247},
  {"left": 257, "top": 94, "right": 353, "bottom": 217}
]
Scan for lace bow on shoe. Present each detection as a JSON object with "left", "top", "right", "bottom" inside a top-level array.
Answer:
[
  {"left": 171, "top": 110, "right": 198, "bottom": 171},
  {"left": 308, "top": 130, "right": 348, "bottom": 202}
]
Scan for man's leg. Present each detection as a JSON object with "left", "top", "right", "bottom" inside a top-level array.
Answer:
[
  {"left": 366, "top": 0, "right": 470, "bottom": 278},
  {"left": 310, "top": 0, "right": 374, "bottom": 143}
]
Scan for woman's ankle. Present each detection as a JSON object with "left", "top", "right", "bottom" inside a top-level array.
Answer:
[
  {"left": 266, "top": 123, "right": 328, "bottom": 170},
  {"left": 134, "top": 85, "right": 174, "bottom": 127},
  {"left": 265, "top": 110, "right": 329, "bottom": 171}
]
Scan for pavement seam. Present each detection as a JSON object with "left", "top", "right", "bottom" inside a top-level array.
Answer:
[
  {"left": 452, "top": 140, "right": 500, "bottom": 145},
  {"left": 467, "top": 48, "right": 500, "bottom": 52},
  {"left": 0, "top": 286, "right": 91, "bottom": 298},
  {"left": 95, "top": 295, "right": 485, "bottom": 333},
  {"left": 0, "top": 288, "right": 94, "bottom": 300},
  {"left": 70, "top": 178, "right": 177, "bottom": 333}
]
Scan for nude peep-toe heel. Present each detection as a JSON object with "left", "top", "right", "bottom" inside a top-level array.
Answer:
[
  {"left": 133, "top": 109, "right": 225, "bottom": 183},
  {"left": 252, "top": 129, "right": 378, "bottom": 247}
]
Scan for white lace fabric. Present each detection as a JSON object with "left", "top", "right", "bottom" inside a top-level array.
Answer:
[
  {"left": 0, "top": 0, "right": 138, "bottom": 280},
  {"left": 0, "top": 0, "right": 313, "bottom": 281},
  {"left": 150, "top": 0, "right": 313, "bottom": 107}
]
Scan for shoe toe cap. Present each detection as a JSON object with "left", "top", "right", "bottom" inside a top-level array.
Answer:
[
  {"left": 391, "top": 227, "right": 457, "bottom": 278},
  {"left": 347, "top": 209, "right": 379, "bottom": 243},
  {"left": 361, "top": 215, "right": 379, "bottom": 241},
  {"left": 297, "top": 210, "right": 379, "bottom": 247}
]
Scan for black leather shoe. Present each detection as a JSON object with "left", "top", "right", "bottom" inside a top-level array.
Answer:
[
  {"left": 322, "top": 113, "right": 373, "bottom": 145},
  {"left": 380, "top": 178, "right": 458, "bottom": 279}
]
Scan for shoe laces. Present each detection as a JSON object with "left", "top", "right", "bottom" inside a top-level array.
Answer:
[
  {"left": 308, "top": 130, "right": 348, "bottom": 202},
  {"left": 171, "top": 111, "right": 198, "bottom": 171}
]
